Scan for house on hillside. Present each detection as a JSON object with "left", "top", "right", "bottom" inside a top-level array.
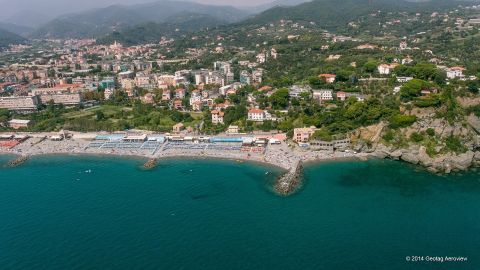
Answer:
[
  {"left": 293, "top": 126, "right": 317, "bottom": 143},
  {"left": 211, "top": 110, "right": 224, "bottom": 125},
  {"left": 319, "top": 74, "right": 336, "bottom": 84},
  {"left": 378, "top": 63, "right": 398, "bottom": 75},
  {"left": 312, "top": 90, "right": 333, "bottom": 102},
  {"left": 248, "top": 108, "right": 272, "bottom": 122},
  {"left": 446, "top": 66, "right": 465, "bottom": 79},
  {"left": 173, "top": 123, "right": 184, "bottom": 133}
]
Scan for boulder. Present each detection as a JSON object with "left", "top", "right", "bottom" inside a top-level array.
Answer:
[
  {"left": 444, "top": 163, "right": 452, "bottom": 174},
  {"left": 401, "top": 152, "right": 419, "bottom": 165},
  {"left": 417, "top": 146, "right": 434, "bottom": 167},
  {"left": 431, "top": 155, "right": 447, "bottom": 172},
  {"left": 372, "top": 144, "right": 389, "bottom": 159},
  {"left": 473, "top": 151, "right": 480, "bottom": 166},
  {"left": 474, "top": 151, "right": 480, "bottom": 162},
  {"left": 371, "top": 151, "right": 388, "bottom": 159},
  {"left": 448, "top": 151, "right": 475, "bottom": 171},
  {"left": 389, "top": 150, "right": 403, "bottom": 160}
]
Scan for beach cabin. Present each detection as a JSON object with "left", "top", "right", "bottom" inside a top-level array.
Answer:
[
  {"left": 242, "top": 137, "right": 255, "bottom": 146},
  {"left": 269, "top": 138, "right": 281, "bottom": 145},
  {"left": 0, "top": 134, "right": 14, "bottom": 141},
  {"left": 50, "top": 134, "right": 64, "bottom": 141},
  {"left": 123, "top": 134, "right": 147, "bottom": 143},
  {"left": 173, "top": 123, "right": 184, "bottom": 133},
  {"left": 147, "top": 135, "right": 165, "bottom": 143},
  {"left": 8, "top": 119, "right": 31, "bottom": 129},
  {"left": 210, "top": 137, "right": 243, "bottom": 143},
  {"left": 95, "top": 134, "right": 126, "bottom": 141},
  {"left": 255, "top": 138, "right": 268, "bottom": 146},
  {"left": 227, "top": 125, "right": 240, "bottom": 134}
]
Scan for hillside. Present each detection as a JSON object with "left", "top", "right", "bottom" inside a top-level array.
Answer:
[
  {"left": 0, "top": 22, "right": 33, "bottom": 37},
  {"left": 30, "top": 0, "right": 250, "bottom": 39},
  {"left": 241, "top": 0, "right": 474, "bottom": 30},
  {"left": 97, "top": 13, "right": 226, "bottom": 46},
  {"left": 249, "top": 0, "right": 313, "bottom": 13},
  {"left": 0, "top": 28, "right": 27, "bottom": 48}
]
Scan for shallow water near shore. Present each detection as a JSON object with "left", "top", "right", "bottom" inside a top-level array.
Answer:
[{"left": 0, "top": 155, "right": 479, "bottom": 269}]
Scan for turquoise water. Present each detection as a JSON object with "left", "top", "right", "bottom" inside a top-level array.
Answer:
[{"left": 0, "top": 156, "right": 479, "bottom": 270}]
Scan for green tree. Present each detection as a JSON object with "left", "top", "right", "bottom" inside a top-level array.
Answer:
[{"left": 269, "top": 88, "right": 290, "bottom": 109}]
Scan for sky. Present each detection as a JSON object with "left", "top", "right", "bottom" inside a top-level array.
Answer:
[{"left": 0, "top": 0, "right": 274, "bottom": 21}]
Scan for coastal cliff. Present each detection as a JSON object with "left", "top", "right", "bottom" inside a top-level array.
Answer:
[
  {"left": 372, "top": 144, "right": 479, "bottom": 174},
  {"left": 352, "top": 108, "right": 480, "bottom": 174}
]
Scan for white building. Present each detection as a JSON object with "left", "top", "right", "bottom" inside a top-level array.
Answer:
[
  {"left": 248, "top": 109, "right": 268, "bottom": 122},
  {"left": 312, "top": 90, "right": 333, "bottom": 102},
  {"left": 378, "top": 63, "right": 398, "bottom": 75},
  {"left": 189, "top": 91, "right": 202, "bottom": 106},
  {"left": 397, "top": 77, "right": 413, "bottom": 83},
  {"left": 446, "top": 67, "right": 465, "bottom": 79},
  {"left": 288, "top": 85, "right": 311, "bottom": 98},
  {"left": 211, "top": 110, "right": 224, "bottom": 125},
  {"left": 256, "top": 53, "right": 266, "bottom": 63}
]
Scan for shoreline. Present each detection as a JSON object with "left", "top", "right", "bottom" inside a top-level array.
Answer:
[
  {"left": 0, "top": 148, "right": 288, "bottom": 172},
  {"left": 1, "top": 138, "right": 477, "bottom": 174},
  {"left": 1, "top": 135, "right": 478, "bottom": 196}
]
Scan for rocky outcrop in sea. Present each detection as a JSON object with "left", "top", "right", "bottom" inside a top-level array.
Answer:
[
  {"left": 7, "top": 155, "right": 29, "bottom": 167},
  {"left": 143, "top": 159, "right": 157, "bottom": 170},
  {"left": 373, "top": 144, "right": 479, "bottom": 173}
]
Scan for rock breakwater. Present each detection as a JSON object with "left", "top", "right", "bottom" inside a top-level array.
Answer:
[{"left": 275, "top": 161, "right": 304, "bottom": 195}]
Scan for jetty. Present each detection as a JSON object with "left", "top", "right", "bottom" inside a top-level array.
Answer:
[
  {"left": 274, "top": 160, "right": 304, "bottom": 195},
  {"left": 143, "top": 158, "right": 157, "bottom": 169},
  {"left": 7, "top": 155, "right": 29, "bottom": 167}
]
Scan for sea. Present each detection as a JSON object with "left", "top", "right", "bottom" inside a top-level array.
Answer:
[{"left": 0, "top": 155, "right": 479, "bottom": 270}]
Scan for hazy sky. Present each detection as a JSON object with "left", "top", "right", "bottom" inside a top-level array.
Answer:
[{"left": 0, "top": 0, "right": 273, "bottom": 20}]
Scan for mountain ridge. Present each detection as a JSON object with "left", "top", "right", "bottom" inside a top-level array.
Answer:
[
  {"left": 30, "top": 0, "right": 251, "bottom": 39},
  {"left": 0, "top": 28, "right": 28, "bottom": 48},
  {"left": 239, "top": 0, "right": 478, "bottom": 29}
]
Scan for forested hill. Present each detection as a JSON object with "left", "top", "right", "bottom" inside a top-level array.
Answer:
[
  {"left": 0, "top": 28, "right": 27, "bottom": 48},
  {"left": 96, "top": 13, "right": 226, "bottom": 46},
  {"left": 29, "top": 0, "right": 250, "bottom": 39},
  {"left": 240, "top": 0, "right": 475, "bottom": 29}
]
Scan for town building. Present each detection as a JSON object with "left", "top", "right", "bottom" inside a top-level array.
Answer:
[
  {"left": 336, "top": 91, "right": 347, "bottom": 101},
  {"left": 399, "top": 39, "right": 408, "bottom": 50},
  {"left": 211, "top": 110, "right": 224, "bottom": 125},
  {"left": 175, "top": 88, "right": 186, "bottom": 99},
  {"left": 39, "top": 93, "right": 83, "bottom": 106},
  {"left": 173, "top": 99, "right": 183, "bottom": 110},
  {"left": 377, "top": 63, "right": 398, "bottom": 75},
  {"left": 247, "top": 109, "right": 272, "bottom": 122},
  {"left": 293, "top": 127, "right": 317, "bottom": 143},
  {"left": 319, "top": 74, "right": 336, "bottom": 84},
  {"left": 0, "top": 96, "right": 40, "bottom": 111},
  {"left": 227, "top": 125, "right": 239, "bottom": 134},
  {"left": 312, "top": 90, "right": 333, "bottom": 102},
  {"left": 173, "top": 123, "right": 184, "bottom": 133},
  {"left": 240, "top": 71, "right": 252, "bottom": 85},
  {"left": 162, "top": 89, "right": 171, "bottom": 101},
  {"left": 446, "top": 66, "right": 465, "bottom": 79},
  {"left": 191, "top": 100, "right": 202, "bottom": 111},
  {"left": 141, "top": 93, "right": 155, "bottom": 104},
  {"left": 288, "top": 85, "right": 311, "bottom": 98},
  {"left": 397, "top": 77, "right": 414, "bottom": 83}
]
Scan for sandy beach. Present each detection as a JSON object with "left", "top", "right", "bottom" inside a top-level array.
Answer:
[{"left": 0, "top": 133, "right": 366, "bottom": 171}]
